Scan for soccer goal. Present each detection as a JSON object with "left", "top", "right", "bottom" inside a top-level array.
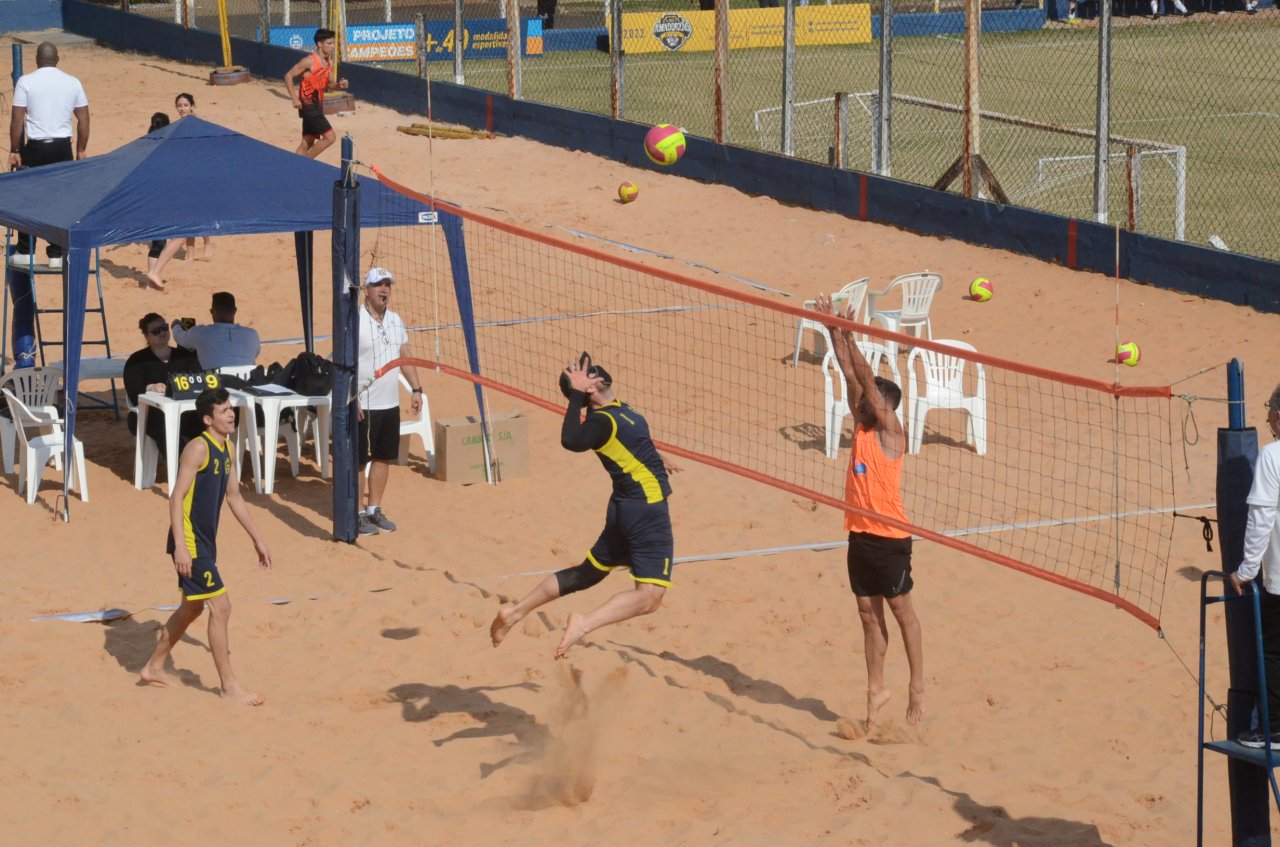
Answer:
[{"left": 754, "top": 92, "right": 1186, "bottom": 242}]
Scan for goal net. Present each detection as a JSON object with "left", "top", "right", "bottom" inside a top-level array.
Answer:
[{"left": 754, "top": 92, "right": 1186, "bottom": 241}]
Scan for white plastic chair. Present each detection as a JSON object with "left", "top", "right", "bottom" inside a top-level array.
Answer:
[
  {"left": 906, "top": 339, "right": 987, "bottom": 455},
  {"left": 821, "top": 342, "right": 905, "bottom": 459},
  {"left": 865, "top": 271, "right": 942, "bottom": 357},
  {"left": 0, "top": 368, "right": 61, "bottom": 475},
  {"left": 364, "top": 375, "right": 434, "bottom": 477},
  {"left": 792, "top": 278, "right": 869, "bottom": 368},
  {"left": 3, "top": 388, "right": 88, "bottom": 503}
]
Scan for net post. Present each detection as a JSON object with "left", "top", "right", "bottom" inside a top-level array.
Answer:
[
  {"left": 714, "top": 0, "right": 729, "bottom": 144},
  {"left": 781, "top": 0, "right": 796, "bottom": 156},
  {"left": 453, "top": 0, "right": 464, "bottom": 85},
  {"left": 11, "top": 44, "right": 21, "bottom": 90},
  {"left": 875, "top": 0, "right": 893, "bottom": 177},
  {"left": 1093, "top": 0, "right": 1112, "bottom": 225},
  {"left": 609, "top": 0, "right": 624, "bottom": 120},
  {"left": 1218, "top": 358, "right": 1272, "bottom": 842},
  {"left": 416, "top": 13, "right": 427, "bottom": 79},
  {"left": 330, "top": 136, "right": 361, "bottom": 543}
]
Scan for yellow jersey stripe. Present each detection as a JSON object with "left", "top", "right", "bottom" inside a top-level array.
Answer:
[
  {"left": 182, "top": 468, "right": 199, "bottom": 557},
  {"left": 595, "top": 410, "right": 664, "bottom": 504}
]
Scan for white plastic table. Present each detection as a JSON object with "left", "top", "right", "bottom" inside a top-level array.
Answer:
[
  {"left": 244, "top": 387, "right": 331, "bottom": 495},
  {"left": 134, "top": 390, "right": 259, "bottom": 491}
]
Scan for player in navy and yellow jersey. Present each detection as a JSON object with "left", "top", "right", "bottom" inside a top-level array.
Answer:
[
  {"left": 140, "top": 387, "right": 273, "bottom": 706},
  {"left": 491, "top": 353, "right": 679, "bottom": 658}
]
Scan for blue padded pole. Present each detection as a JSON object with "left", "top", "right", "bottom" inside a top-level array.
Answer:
[
  {"left": 1219, "top": 358, "right": 1270, "bottom": 845},
  {"left": 330, "top": 135, "right": 360, "bottom": 543},
  {"left": 11, "top": 44, "right": 21, "bottom": 90}
]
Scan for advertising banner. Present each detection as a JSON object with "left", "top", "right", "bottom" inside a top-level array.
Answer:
[
  {"left": 267, "top": 19, "right": 543, "bottom": 63},
  {"left": 609, "top": 5, "right": 871, "bottom": 55}
]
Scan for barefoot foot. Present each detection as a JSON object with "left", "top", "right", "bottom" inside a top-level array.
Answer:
[
  {"left": 221, "top": 685, "right": 265, "bottom": 706},
  {"left": 139, "top": 663, "right": 179, "bottom": 687},
  {"left": 554, "top": 612, "right": 589, "bottom": 659},
  {"left": 866, "top": 686, "right": 893, "bottom": 731},
  {"left": 143, "top": 272, "right": 166, "bottom": 291},
  {"left": 906, "top": 685, "right": 925, "bottom": 726},
  {"left": 490, "top": 603, "right": 520, "bottom": 647}
]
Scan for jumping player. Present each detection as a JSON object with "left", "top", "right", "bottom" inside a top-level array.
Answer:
[
  {"left": 283, "top": 28, "right": 349, "bottom": 159},
  {"left": 140, "top": 387, "right": 273, "bottom": 705},
  {"left": 815, "top": 294, "right": 925, "bottom": 730},
  {"left": 491, "top": 354, "right": 678, "bottom": 658}
]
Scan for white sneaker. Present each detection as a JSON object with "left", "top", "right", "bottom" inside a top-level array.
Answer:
[
  {"left": 47, "top": 256, "right": 62, "bottom": 270},
  {"left": 7, "top": 252, "right": 34, "bottom": 268}
]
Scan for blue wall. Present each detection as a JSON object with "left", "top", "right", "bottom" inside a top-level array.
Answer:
[
  {"left": 0, "top": 0, "right": 63, "bottom": 33},
  {"left": 60, "top": 0, "right": 1280, "bottom": 313}
]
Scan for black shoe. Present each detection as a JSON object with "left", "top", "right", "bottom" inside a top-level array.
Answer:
[
  {"left": 370, "top": 507, "right": 398, "bottom": 532},
  {"left": 357, "top": 513, "right": 381, "bottom": 536},
  {"left": 1238, "top": 729, "right": 1280, "bottom": 749}
]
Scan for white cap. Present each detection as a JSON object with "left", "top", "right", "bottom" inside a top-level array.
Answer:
[{"left": 364, "top": 267, "right": 393, "bottom": 286}]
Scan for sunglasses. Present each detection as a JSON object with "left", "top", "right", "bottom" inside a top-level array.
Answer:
[{"left": 147, "top": 325, "right": 170, "bottom": 336}]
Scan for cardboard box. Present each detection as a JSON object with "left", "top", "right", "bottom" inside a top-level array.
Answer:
[{"left": 433, "top": 412, "right": 529, "bottom": 484}]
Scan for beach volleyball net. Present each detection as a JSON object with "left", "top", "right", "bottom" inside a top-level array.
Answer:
[{"left": 364, "top": 165, "right": 1177, "bottom": 629}]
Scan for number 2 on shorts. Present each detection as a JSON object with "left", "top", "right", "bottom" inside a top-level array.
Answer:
[{"left": 205, "top": 570, "right": 215, "bottom": 588}]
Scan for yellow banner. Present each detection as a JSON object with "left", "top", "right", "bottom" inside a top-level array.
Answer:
[{"left": 611, "top": 6, "right": 871, "bottom": 55}]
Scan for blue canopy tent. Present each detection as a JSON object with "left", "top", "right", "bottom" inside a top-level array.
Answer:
[{"left": 0, "top": 116, "right": 439, "bottom": 519}]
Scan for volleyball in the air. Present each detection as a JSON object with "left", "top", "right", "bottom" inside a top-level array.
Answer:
[
  {"left": 618, "top": 181, "right": 639, "bottom": 203},
  {"left": 969, "top": 277, "right": 993, "bottom": 302},
  {"left": 644, "top": 124, "right": 686, "bottom": 166},
  {"left": 1117, "top": 341, "right": 1141, "bottom": 367}
]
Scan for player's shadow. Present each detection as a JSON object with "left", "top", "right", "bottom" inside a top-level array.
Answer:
[
  {"left": 904, "top": 773, "right": 1111, "bottom": 846},
  {"left": 98, "top": 258, "right": 155, "bottom": 288},
  {"left": 254, "top": 478, "right": 331, "bottom": 540},
  {"left": 387, "top": 681, "right": 548, "bottom": 777},
  {"left": 101, "top": 615, "right": 218, "bottom": 693},
  {"left": 615, "top": 642, "right": 840, "bottom": 722},
  {"left": 779, "top": 422, "right": 831, "bottom": 454}
]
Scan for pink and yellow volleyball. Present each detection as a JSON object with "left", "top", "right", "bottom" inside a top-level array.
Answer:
[
  {"left": 1116, "top": 341, "right": 1141, "bottom": 367},
  {"left": 644, "top": 124, "right": 687, "bottom": 166},
  {"left": 618, "top": 181, "right": 639, "bottom": 203},
  {"left": 969, "top": 277, "right": 993, "bottom": 302}
]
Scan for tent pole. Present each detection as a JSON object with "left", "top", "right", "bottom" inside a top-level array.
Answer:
[
  {"left": 330, "top": 136, "right": 361, "bottom": 542},
  {"left": 295, "top": 231, "right": 314, "bottom": 353}
]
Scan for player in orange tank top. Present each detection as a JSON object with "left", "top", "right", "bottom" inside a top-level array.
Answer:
[
  {"left": 815, "top": 292, "right": 925, "bottom": 736},
  {"left": 283, "top": 28, "right": 349, "bottom": 159}
]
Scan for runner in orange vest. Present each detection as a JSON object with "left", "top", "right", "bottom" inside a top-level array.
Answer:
[{"left": 283, "top": 28, "right": 349, "bottom": 159}]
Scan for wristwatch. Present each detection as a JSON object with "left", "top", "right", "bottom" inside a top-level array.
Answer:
[{"left": 411, "top": 387, "right": 423, "bottom": 394}]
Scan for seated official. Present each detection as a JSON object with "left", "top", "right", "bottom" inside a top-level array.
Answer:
[
  {"left": 171, "top": 291, "right": 261, "bottom": 372},
  {"left": 124, "top": 312, "right": 204, "bottom": 457}
]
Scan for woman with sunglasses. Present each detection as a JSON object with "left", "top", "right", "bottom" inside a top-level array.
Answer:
[{"left": 124, "top": 312, "right": 203, "bottom": 458}]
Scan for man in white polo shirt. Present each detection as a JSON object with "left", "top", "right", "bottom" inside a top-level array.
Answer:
[
  {"left": 7, "top": 42, "right": 89, "bottom": 270},
  {"left": 357, "top": 267, "right": 423, "bottom": 536}
]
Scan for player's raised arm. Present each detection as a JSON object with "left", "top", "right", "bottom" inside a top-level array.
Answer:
[
  {"left": 815, "top": 293, "right": 865, "bottom": 413},
  {"left": 560, "top": 359, "right": 609, "bottom": 452}
]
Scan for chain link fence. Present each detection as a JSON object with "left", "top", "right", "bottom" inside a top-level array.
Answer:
[{"left": 113, "top": 0, "right": 1280, "bottom": 260}]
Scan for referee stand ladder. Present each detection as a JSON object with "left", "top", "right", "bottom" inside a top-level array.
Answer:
[
  {"left": 2, "top": 229, "right": 118, "bottom": 416},
  {"left": 1198, "top": 572, "right": 1280, "bottom": 845}
]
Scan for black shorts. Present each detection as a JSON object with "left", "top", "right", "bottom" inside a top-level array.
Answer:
[
  {"left": 847, "top": 531, "right": 913, "bottom": 598},
  {"left": 358, "top": 407, "right": 401, "bottom": 465},
  {"left": 300, "top": 102, "right": 333, "bottom": 138},
  {"left": 178, "top": 557, "right": 226, "bottom": 601},
  {"left": 587, "top": 497, "right": 674, "bottom": 587}
]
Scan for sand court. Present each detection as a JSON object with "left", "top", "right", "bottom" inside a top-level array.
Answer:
[{"left": 0, "top": 37, "right": 1276, "bottom": 843}]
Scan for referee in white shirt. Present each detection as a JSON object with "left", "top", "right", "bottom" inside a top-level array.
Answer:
[
  {"left": 7, "top": 43, "right": 89, "bottom": 270},
  {"left": 1232, "top": 384, "right": 1280, "bottom": 749},
  {"left": 357, "top": 267, "right": 422, "bottom": 536}
]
